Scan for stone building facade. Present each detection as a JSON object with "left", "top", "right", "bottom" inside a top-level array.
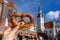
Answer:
[{"left": 0, "top": 0, "right": 17, "bottom": 26}]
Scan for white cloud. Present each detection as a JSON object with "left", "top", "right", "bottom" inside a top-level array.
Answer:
[
  {"left": 46, "top": 11, "right": 60, "bottom": 20},
  {"left": 4, "top": 0, "right": 8, "bottom": 3}
]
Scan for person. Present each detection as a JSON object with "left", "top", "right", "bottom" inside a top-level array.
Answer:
[{"left": 2, "top": 26, "right": 19, "bottom": 40}]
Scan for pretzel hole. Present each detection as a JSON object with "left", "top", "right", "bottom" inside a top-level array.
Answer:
[
  {"left": 16, "top": 17, "right": 21, "bottom": 22},
  {"left": 16, "top": 17, "right": 25, "bottom": 25},
  {"left": 24, "top": 17, "right": 30, "bottom": 23}
]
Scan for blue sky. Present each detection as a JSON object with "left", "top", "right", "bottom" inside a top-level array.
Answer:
[{"left": 12, "top": 0, "right": 60, "bottom": 24}]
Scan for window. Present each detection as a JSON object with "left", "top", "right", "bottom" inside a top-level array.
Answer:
[
  {"left": 8, "top": 10, "right": 12, "bottom": 16},
  {"left": 8, "top": 10, "right": 12, "bottom": 22}
]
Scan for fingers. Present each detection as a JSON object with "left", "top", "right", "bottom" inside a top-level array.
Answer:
[
  {"left": 8, "top": 26, "right": 19, "bottom": 36},
  {"left": 2, "top": 27, "right": 11, "bottom": 40},
  {"left": 11, "top": 26, "right": 19, "bottom": 34},
  {"left": 3, "top": 27, "right": 11, "bottom": 36},
  {"left": 2, "top": 26, "right": 19, "bottom": 40}
]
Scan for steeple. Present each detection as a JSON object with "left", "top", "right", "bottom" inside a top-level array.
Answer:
[
  {"left": 8, "top": 0, "right": 15, "bottom": 8},
  {"left": 0, "top": 0, "right": 4, "bottom": 3},
  {"left": 38, "top": 5, "right": 41, "bottom": 13},
  {"left": 37, "top": 5, "right": 43, "bottom": 18}
]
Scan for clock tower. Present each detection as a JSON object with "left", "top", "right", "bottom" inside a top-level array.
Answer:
[{"left": 37, "top": 5, "right": 45, "bottom": 32}]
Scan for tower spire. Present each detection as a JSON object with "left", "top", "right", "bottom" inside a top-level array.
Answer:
[
  {"left": 37, "top": 5, "right": 43, "bottom": 18},
  {"left": 38, "top": 5, "right": 41, "bottom": 13}
]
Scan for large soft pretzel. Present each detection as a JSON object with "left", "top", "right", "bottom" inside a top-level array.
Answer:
[{"left": 10, "top": 13, "right": 34, "bottom": 30}]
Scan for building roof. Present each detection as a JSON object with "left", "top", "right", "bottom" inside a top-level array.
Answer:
[
  {"left": 0, "top": 0, "right": 4, "bottom": 3},
  {"left": 44, "top": 21, "right": 53, "bottom": 29}
]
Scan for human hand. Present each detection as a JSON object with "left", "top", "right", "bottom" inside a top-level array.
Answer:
[{"left": 2, "top": 26, "right": 19, "bottom": 40}]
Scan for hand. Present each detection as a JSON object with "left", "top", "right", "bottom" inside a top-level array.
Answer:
[{"left": 2, "top": 26, "right": 19, "bottom": 40}]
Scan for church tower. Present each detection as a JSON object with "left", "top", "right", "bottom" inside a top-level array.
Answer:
[{"left": 37, "top": 5, "right": 45, "bottom": 32}]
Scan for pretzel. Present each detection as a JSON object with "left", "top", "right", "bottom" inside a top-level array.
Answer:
[{"left": 10, "top": 13, "right": 34, "bottom": 30}]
